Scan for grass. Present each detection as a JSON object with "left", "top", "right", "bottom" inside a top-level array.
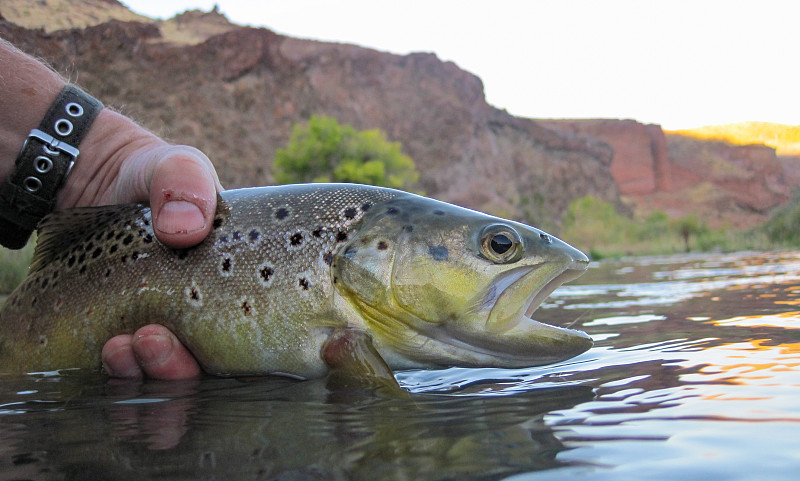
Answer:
[{"left": 559, "top": 196, "right": 786, "bottom": 260}]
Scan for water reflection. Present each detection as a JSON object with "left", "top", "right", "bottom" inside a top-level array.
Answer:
[
  {"left": 0, "top": 374, "right": 594, "bottom": 480},
  {"left": 1, "top": 251, "right": 799, "bottom": 480}
]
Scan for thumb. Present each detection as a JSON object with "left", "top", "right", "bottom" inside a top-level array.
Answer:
[{"left": 148, "top": 146, "right": 222, "bottom": 248}]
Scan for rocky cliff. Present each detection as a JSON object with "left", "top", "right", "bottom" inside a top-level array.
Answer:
[
  {"left": 0, "top": 14, "right": 619, "bottom": 231},
  {"left": 542, "top": 119, "right": 800, "bottom": 228}
]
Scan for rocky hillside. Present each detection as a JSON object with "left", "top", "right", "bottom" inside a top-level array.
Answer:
[
  {"left": 0, "top": 5, "right": 618, "bottom": 231},
  {"left": 2, "top": 1, "right": 797, "bottom": 232},
  {"left": 543, "top": 119, "right": 800, "bottom": 229}
]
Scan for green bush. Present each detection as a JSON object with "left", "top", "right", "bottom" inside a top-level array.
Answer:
[
  {"left": 560, "top": 196, "right": 776, "bottom": 258},
  {"left": 273, "top": 115, "right": 419, "bottom": 189},
  {"left": 762, "top": 192, "right": 800, "bottom": 245}
]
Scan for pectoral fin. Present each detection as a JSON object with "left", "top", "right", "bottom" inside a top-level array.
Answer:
[{"left": 322, "top": 328, "right": 408, "bottom": 397}]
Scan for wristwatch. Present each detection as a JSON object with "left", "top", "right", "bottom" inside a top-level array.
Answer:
[{"left": 0, "top": 85, "right": 103, "bottom": 249}]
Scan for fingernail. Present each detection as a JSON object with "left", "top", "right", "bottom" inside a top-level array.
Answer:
[
  {"left": 156, "top": 200, "right": 206, "bottom": 235},
  {"left": 102, "top": 345, "right": 143, "bottom": 378},
  {"left": 134, "top": 334, "right": 175, "bottom": 367}
]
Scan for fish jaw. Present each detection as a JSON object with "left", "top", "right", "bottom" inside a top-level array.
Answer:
[{"left": 430, "top": 260, "right": 592, "bottom": 368}]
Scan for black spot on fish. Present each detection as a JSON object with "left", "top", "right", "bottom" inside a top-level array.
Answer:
[
  {"left": 260, "top": 266, "right": 273, "bottom": 282},
  {"left": 213, "top": 217, "right": 223, "bottom": 229},
  {"left": 79, "top": 265, "right": 87, "bottom": 275},
  {"left": 123, "top": 234, "right": 134, "bottom": 246},
  {"left": 67, "top": 255, "right": 76, "bottom": 268},
  {"left": 85, "top": 242, "right": 94, "bottom": 252},
  {"left": 39, "top": 335, "right": 47, "bottom": 346},
  {"left": 403, "top": 225, "right": 414, "bottom": 233},
  {"left": 190, "top": 287, "right": 200, "bottom": 301},
  {"left": 344, "top": 207, "right": 358, "bottom": 220},
  {"left": 219, "top": 235, "right": 229, "bottom": 243},
  {"left": 176, "top": 249, "right": 190, "bottom": 260},
  {"left": 115, "top": 231, "right": 125, "bottom": 241},
  {"left": 433, "top": 210, "right": 445, "bottom": 216},
  {"left": 290, "top": 233, "right": 304, "bottom": 246},
  {"left": 323, "top": 252, "right": 334, "bottom": 266},
  {"left": 104, "top": 268, "right": 112, "bottom": 278},
  {"left": 41, "top": 278, "right": 49, "bottom": 289},
  {"left": 387, "top": 207, "right": 400, "bottom": 215},
  {"left": 91, "top": 247, "right": 103, "bottom": 259},
  {"left": 233, "top": 231, "right": 242, "bottom": 241},
  {"left": 241, "top": 301, "right": 252, "bottom": 316},
  {"left": 78, "top": 253, "right": 86, "bottom": 265},
  {"left": 131, "top": 252, "right": 140, "bottom": 261},
  {"left": 362, "top": 202, "right": 372, "bottom": 211},
  {"left": 222, "top": 258, "right": 232, "bottom": 272},
  {"left": 121, "top": 255, "right": 128, "bottom": 264},
  {"left": 336, "top": 230, "right": 348, "bottom": 242},
  {"left": 312, "top": 227, "right": 324, "bottom": 237},
  {"left": 143, "top": 218, "right": 151, "bottom": 226},
  {"left": 299, "top": 278, "right": 310, "bottom": 290},
  {"left": 143, "top": 234, "right": 153, "bottom": 244},
  {"left": 344, "top": 246, "right": 357, "bottom": 259},
  {"left": 429, "top": 245, "right": 449, "bottom": 261},
  {"left": 249, "top": 230, "right": 260, "bottom": 242},
  {"left": 540, "top": 233, "right": 552, "bottom": 244},
  {"left": 377, "top": 241, "right": 389, "bottom": 250},
  {"left": 109, "top": 245, "right": 118, "bottom": 254},
  {"left": 276, "top": 208, "right": 289, "bottom": 220},
  {"left": 106, "top": 231, "right": 115, "bottom": 241}
]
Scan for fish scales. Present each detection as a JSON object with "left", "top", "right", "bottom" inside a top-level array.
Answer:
[
  {"left": 0, "top": 183, "right": 593, "bottom": 380},
  {"left": 0, "top": 184, "right": 400, "bottom": 377}
]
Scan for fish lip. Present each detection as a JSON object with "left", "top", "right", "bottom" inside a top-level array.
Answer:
[
  {"left": 432, "top": 319, "right": 593, "bottom": 368},
  {"left": 524, "top": 259, "right": 589, "bottom": 319}
]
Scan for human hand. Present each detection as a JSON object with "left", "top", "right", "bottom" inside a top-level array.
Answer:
[{"left": 1, "top": 42, "right": 214, "bottom": 380}]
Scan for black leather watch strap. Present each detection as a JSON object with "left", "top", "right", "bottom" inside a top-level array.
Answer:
[{"left": 0, "top": 85, "right": 103, "bottom": 249}]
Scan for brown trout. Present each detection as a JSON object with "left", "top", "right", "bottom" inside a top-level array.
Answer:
[{"left": 0, "top": 184, "right": 592, "bottom": 384}]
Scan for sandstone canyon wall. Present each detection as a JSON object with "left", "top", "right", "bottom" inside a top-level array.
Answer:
[{"left": 542, "top": 119, "right": 799, "bottom": 228}]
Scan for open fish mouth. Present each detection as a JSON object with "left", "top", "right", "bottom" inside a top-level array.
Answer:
[
  {"left": 485, "top": 259, "right": 588, "bottom": 333},
  {"left": 523, "top": 260, "right": 589, "bottom": 319}
]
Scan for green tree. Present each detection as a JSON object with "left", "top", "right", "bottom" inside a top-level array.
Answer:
[
  {"left": 672, "top": 215, "right": 706, "bottom": 252},
  {"left": 273, "top": 115, "right": 419, "bottom": 189}
]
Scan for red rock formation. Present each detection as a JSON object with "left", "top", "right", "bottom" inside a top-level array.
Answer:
[
  {"left": 539, "top": 119, "right": 673, "bottom": 196},
  {"left": 543, "top": 118, "right": 800, "bottom": 228}
]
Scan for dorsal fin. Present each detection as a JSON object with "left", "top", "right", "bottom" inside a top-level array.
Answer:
[{"left": 30, "top": 203, "right": 148, "bottom": 273}]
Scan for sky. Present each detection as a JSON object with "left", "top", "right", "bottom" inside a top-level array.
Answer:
[{"left": 122, "top": 0, "right": 798, "bottom": 130}]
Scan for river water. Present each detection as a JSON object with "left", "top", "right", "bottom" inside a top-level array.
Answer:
[{"left": 1, "top": 250, "right": 798, "bottom": 480}]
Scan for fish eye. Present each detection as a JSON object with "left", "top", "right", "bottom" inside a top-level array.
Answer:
[{"left": 479, "top": 224, "right": 523, "bottom": 263}]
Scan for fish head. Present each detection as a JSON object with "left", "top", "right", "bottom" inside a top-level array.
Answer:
[{"left": 333, "top": 194, "right": 592, "bottom": 370}]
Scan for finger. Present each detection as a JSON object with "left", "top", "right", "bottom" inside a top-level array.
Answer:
[
  {"left": 101, "top": 334, "right": 144, "bottom": 378},
  {"left": 148, "top": 146, "right": 222, "bottom": 249},
  {"left": 131, "top": 324, "right": 202, "bottom": 380}
]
